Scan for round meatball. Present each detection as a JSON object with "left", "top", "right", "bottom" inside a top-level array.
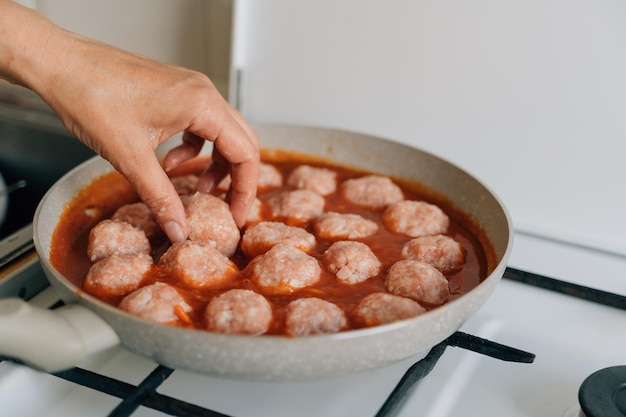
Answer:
[
  {"left": 84, "top": 253, "right": 153, "bottom": 297},
  {"left": 267, "top": 189, "right": 325, "bottom": 224},
  {"left": 112, "top": 202, "right": 162, "bottom": 240},
  {"left": 286, "top": 165, "right": 338, "bottom": 196},
  {"left": 205, "top": 289, "right": 272, "bottom": 335},
  {"left": 340, "top": 175, "right": 404, "bottom": 209},
  {"left": 353, "top": 292, "right": 426, "bottom": 327},
  {"left": 382, "top": 200, "right": 449, "bottom": 238},
  {"left": 386, "top": 260, "right": 450, "bottom": 305},
  {"left": 257, "top": 162, "right": 284, "bottom": 191},
  {"left": 246, "top": 243, "right": 322, "bottom": 294},
  {"left": 244, "top": 198, "right": 264, "bottom": 226},
  {"left": 159, "top": 241, "right": 238, "bottom": 289},
  {"left": 285, "top": 298, "right": 347, "bottom": 337},
  {"left": 184, "top": 192, "right": 240, "bottom": 256},
  {"left": 215, "top": 163, "right": 285, "bottom": 194},
  {"left": 87, "top": 219, "right": 151, "bottom": 262},
  {"left": 241, "top": 221, "right": 316, "bottom": 258},
  {"left": 322, "top": 241, "right": 382, "bottom": 284},
  {"left": 313, "top": 212, "right": 378, "bottom": 240},
  {"left": 119, "top": 282, "right": 192, "bottom": 324},
  {"left": 402, "top": 235, "right": 466, "bottom": 272},
  {"left": 171, "top": 174, "right": 199, "bottom": 196}
]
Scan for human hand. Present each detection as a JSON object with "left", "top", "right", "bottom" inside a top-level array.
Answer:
[{"left": 0, "top": 2, "right": 259, "bottom": 243}]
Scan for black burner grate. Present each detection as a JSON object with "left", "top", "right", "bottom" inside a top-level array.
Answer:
[{"left": 46, "top": 330, "right": 534, "bottom": 417}]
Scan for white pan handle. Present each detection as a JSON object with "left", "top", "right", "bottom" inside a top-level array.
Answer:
[{"left": 0, "top": 298, "right": 120, "bottom": 372}]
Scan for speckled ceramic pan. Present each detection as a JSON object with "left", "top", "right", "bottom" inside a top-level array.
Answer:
[{"left": 11, "top": 125, "right": 513, "bottom": 381}]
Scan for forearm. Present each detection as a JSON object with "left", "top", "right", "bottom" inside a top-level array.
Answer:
[{"left": 0, "top": 0, "right": 85, "bottom": 107}]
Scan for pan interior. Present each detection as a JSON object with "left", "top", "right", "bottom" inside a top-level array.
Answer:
[{"left": 34, "top": 125, "right": 512, "bottom": 381}]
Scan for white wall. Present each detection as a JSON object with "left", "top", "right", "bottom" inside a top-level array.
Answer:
[
  {"left": 233, "top": 0, "right": 626, "bottom": 256},
  {"left": 25, "top": 0, "right": 233, "bottom": 96}
]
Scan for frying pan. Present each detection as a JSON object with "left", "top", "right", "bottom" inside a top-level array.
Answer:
[{"left": 0, "top": 125, "right": 513, "bottom": 381}]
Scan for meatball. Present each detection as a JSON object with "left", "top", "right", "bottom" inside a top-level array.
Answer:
[
  {"left": 402, "top": 235, "right": 465, "bottom": 273},
  {"left": 313, "top": 212, "right": 378, "bottom": 240},
  {"left": 340, "top": 175, "right": 404, "bottom": 209},
  {"left": 267, "top": 189, "right": 325, "bottom": 224},
  {"left": 119, "top": 282, "right": 192, "bottom": 325},
  {"left": 246, "top": 243, "right": 322, "bottom": 294},
  {"left": 111, "top": 202, "right": 162, "bottom": 240},
  {"left": 84, "top": 253, "right": 153, "bottom": 297},
  {"left": 217, "top": 163, "right": 284, "bottom": 193},
  {"left": 386, "top": 260, "right": 450, "bottom": 305},
  {"left": 286, "top": 165, "right": 338, "bottom": 196},
  {"left": 205, "top": 289, "right": 272, "bottom": 335},
  {"left": 382, "top": 200, "right": 449, "bottom": 238},
  {"left": 244, "top": 198, "right": 264, "bottom": 226},
  {"left": 87, "top": 219, "right": 151, "bottom": 262},
  {"left": 241, "top": 221, "right": 316, "bottom": 258},
  {"left": 171, "top": 174, "right": 199, "bottom": 196},
  {"left": 353, "top": 292, "right": 426, "bottom": 327},
  {"left": 285, "top": 298, "right": 347, "bottom": 337},
  {"left": 159, "top": 241, "right": 238, "bottom": 289},
  {"left": 184, "top": 192, "right": 240, "bottom": 256},
  {"left": 257, "top": 162, "right": 284, "bottom": 191},
  {"left": 321, "top": 241, "right": 382, "bottom": 284}
]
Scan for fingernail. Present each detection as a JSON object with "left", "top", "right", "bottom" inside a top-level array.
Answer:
[{"left": 163, "top": 221, "right": 186, "bottom": 243}]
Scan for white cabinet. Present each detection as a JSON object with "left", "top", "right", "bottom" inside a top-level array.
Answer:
[{"left": 232, "top": 0, "right": 626, "bottom": 256}]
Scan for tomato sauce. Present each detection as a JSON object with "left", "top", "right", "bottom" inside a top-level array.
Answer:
[{"left": 50, "top": 150, "right": 492, "bottom": 335}]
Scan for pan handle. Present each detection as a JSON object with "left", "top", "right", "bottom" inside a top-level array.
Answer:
[{"left": 0, "top": 298, "right": 120, "bottom": 372}]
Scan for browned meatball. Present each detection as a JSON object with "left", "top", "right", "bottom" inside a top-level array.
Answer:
[
  {"left": 313, "top": 212, "right": 378, "bottom": 240},
  {"left": 112, "top": 202, "right": 162, "bottom": 240},
  {"left": 246, "top": 243, "right": 322, "bottom": 294},
  {"left": 381, "top": 200, "right": 449, "bottom": 238},
  {"left": 402, "top": 235, "right": 465, "bottom": 272},
  {"left": 84, "top": 253, "right": 153, "bottom": 297},
  {"left": 87, "top": 219, "right": 151, "bottom": 262},
  {"left": 184, "top": 192, "right": 240, "bottom": 257},
  {"left": 321, "top": 241, "right": 382, "bottom": 284},
  {"left": 241, "top": 221, "right": 316, "bottom": 258},
  {"left": 285, "top": 298, "right": 347, "bottom": 337},
  {"left": 119, "top": 282, "right": 192, "bottom": 324},
  {"left": 340, "top": 175, "right": 404, "bottom": 209},
  {"left": 353, "top": 292, "right": 426, "bottom": 327},
  {"left": 286, "top": 165, "right": 338, "bottom": 196},
  {"left": 205, "top": 289, "right": 272, "bottom": 335},
  {"left": 267, "top": 189, "right": 325, "bottom": 224},
  {"left": 386, "top": 260, "right": 450, "bottom": 305},
  {"left": 159, "top": 241, "right": 238, "bottom": 289}
]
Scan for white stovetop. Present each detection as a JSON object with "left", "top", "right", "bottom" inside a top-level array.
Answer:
[{"left": 0, "top": 231, "right": 624, "bottom": 417}]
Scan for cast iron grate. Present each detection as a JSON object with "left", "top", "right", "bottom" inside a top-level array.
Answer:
[
  {"left": 5, "top": 266, "right": 626, "bottom": 417},
  {"left": 46, "top": 330, "right": 534, "bottom": 417}
]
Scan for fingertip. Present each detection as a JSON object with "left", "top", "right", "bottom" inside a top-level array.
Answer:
[
  {"left": 163, "top": 220, "right": 188, "bottom": 243},
  {"left": 229, "top": 190, "right": 256, "bottom": 229}
]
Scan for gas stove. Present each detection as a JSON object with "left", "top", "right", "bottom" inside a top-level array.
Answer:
[{"left": 0, "top": 86, "right": 624, "bottom": 417}]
